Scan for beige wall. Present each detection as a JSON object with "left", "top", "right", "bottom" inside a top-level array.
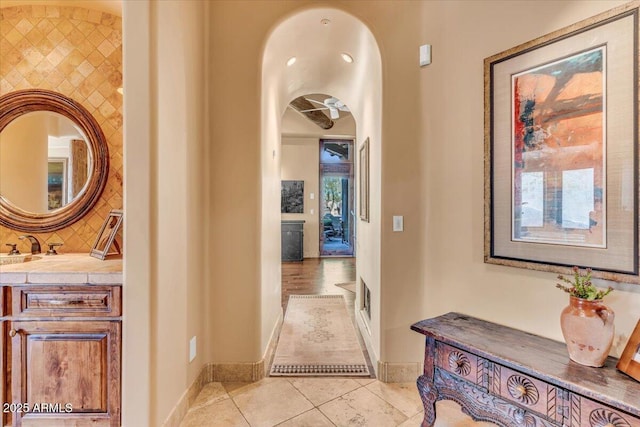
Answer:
[
  {"left": 153, "top": 1, "right": 207, "bottom": 424},
  {"left": 0, "top": 113, "right": 48, "bottom": 212},
  {"left": 0, "top": 5, "right": 123, "bottom": 253},
  {"left": 281, "top": 137, "right": 320, "bottom": 258},
  {"left": 260, "top": 62, "right": 284, "bottom": 359},
  {"left": 123, "top": 0, "right": 207, "bottom": 425},
  {"left": 121, "top": 1, "right": 151, "bottom": 425},
  {"left": 208, "top": 0, "right": 266, "bottom": 363}
]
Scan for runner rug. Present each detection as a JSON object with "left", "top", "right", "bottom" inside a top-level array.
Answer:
[{"left": 270, "top": 295, "right": 370, "bottom": 376}]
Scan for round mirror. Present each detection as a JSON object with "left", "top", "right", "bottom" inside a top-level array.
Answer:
[
  {"left": 1, "top": 111, "right": 92, "bottom": 212},
  {"left": 0, "top": 89, "right": 109, "bottom": 232}
]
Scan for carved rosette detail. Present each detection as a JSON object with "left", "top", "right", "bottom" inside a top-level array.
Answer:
[
  {"left": 448, "top": 351, "right": 471, "bottom": 376},
  {"left": 589, "top": 409, "right": 631, "bottom": 427},
  {"left": 513, "top": 408, "right": 536, "bottom": 427},
  {"left": 507, "top": 375, "right": 539, "bottom": 405}
]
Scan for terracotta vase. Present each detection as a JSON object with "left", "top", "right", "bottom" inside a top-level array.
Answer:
[{"left": 560, "top": 296, "right": 615, "bottom": 367}]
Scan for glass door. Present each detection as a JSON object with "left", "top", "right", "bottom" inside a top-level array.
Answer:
[{"left": 320, "top": 139, "right": 354, "bottom": 256}]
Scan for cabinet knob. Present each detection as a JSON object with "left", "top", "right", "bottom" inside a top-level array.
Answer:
[{"left": 9, "top": 329, "right": 17, "bottom": 337}]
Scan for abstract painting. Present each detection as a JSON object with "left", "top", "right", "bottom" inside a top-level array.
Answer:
[
  {"left": 512, "top": 47, "right": 605, "bottom": 248},
  {"left": 484, "top": 3, "right": 638, "bottom": 283}
]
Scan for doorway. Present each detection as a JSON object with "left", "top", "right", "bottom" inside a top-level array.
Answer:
[{"left": 320, "top": 139, "right": 354, "bottom": 256}]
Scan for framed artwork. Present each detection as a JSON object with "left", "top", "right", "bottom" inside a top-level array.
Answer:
[
  {"left": 281, "top": 180, "right": 304, "bottom": 213},
  {"left": 47, "top": 159, "right": 67, "bottom": 210},
  {"left": 617, "top": 319, "right": 640, "bottom": 382},
  {"left": 484, "top": 3, "right": 639, "bottom": 283},
  {"left": 359, "top": 138, "right": 370, "bottom": 222},
  {"left": 90, "top": 209, "right": 123, "bottom": 260}
]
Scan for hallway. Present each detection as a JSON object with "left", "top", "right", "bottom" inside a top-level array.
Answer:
[
  {"left": 282, "top": 257, "right": 375, "bottom": 378},
  {"left": 178, "top": 258, "right": 491, "bottom": 426},
  {"left": 280, "top": 257, "right": 373, "bottom": 376}
]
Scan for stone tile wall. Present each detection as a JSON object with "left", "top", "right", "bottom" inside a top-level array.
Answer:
[{"left": 0, "top": 5, "right": 122, "bottom": 253}]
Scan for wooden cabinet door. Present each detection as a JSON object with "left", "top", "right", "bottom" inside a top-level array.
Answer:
[{"left": 9, "top": 320, "right": 120, "bottom": 427}]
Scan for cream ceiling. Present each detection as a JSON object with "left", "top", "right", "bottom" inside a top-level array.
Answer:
[
  {"left": 264, "top": 7, "right": 375, "bottom": 112},
  {"left": 264, "top": 7, "right": 379, "bottom": 137}
]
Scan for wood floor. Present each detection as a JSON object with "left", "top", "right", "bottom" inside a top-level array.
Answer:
[
  {"left": 281, "top": 257, "right": 356, "bottom": 311},
  {"left": 280, "top": 257, "right": 375, "bottom": 378}
]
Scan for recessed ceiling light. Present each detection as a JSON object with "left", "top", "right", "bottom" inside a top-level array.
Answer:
[
  {"left": 341, "top": 53, "right": 353, "bottom": 63},
  {"left": 286, "top": 57, "right": 297, "bottom": 67}
]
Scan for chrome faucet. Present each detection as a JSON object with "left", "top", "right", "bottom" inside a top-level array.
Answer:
[{"left": 19, "top": 235, "right": 41, "bottom": 254}]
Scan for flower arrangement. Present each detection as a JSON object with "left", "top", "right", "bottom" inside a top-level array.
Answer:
[{"left": 556, "top": 266, "right": 613, "bottom": 301}]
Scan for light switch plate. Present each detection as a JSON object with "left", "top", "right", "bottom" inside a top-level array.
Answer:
[
  {"left": 310, "top": 193, "right": 315, "bottom": 200},
  {"left": 420, "top": 44, "right": 431, "bottom": 66},
  {"left": 393, "top": 215, "right": 404, "bottom": 232},
  {"left": 189, "top": 336, "right": 197, "bottom": 362}
]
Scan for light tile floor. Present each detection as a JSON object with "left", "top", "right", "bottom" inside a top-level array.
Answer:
[{"left": 180, "top": 377, "right": 494, "bottom": 427}]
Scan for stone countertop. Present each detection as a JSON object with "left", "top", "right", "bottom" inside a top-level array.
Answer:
[{"left": 0, "top": 253, "right": 122, "bottom": 285}]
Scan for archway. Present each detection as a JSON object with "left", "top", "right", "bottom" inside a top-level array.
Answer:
[{"left": 260, "top": 6, "right": 383, "bottom": 375}]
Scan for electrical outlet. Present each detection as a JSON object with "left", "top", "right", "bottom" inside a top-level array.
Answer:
[
  {"left": 189, "top": 336, "right": 197, "bottom": 362},
  {"left": 310, "top": 209, "right": 314, "bottom": 215}
]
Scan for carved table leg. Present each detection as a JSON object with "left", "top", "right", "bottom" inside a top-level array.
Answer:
[{"left": 417, "top": 374, "right": 438, "bottom": 427}]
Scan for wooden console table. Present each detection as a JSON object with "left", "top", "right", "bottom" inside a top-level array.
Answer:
[{"left": 411, "top": 313, "right": 640, "bottom": 427}]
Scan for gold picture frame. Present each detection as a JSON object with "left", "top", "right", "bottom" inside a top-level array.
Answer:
[
  {"left": 90, "top": 209, "right": 123, "bottom": 260},
  {"left": 617, "top": 319, "right": 640, "bottom": 382},
  {"left": 359, "top": 138, "right": 370, "bottom": 222},
  {"left": 484, "top": 2, "right": 639, "bottom": 283}
]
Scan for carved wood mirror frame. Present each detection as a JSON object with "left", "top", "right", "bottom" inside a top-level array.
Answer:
[{"left": 0, "top": 89, "right": 109, "bottom": 232}]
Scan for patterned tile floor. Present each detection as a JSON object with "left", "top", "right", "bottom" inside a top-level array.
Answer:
[{"left": 179, "top": 377, "right": 493, "bottom": 426}]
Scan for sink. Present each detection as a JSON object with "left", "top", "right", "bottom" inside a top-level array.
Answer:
[{"left": 0, "top": 253, "right": 41, "bottom": 266}]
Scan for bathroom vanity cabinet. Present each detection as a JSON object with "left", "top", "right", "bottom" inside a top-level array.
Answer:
[
  {"left": 0, "top": 255, "right": 122, "bottom": 427},
  {"left": 1, "top": 284, "right": 122, "bottom": 427}
]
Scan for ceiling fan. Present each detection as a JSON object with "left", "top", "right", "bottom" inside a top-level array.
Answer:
[{"left": 300, "top": 97, "right": 350, "bottom": 119}]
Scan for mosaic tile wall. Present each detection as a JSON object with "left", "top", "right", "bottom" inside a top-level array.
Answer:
[{"left": 0, "top": 5, "right": 122, "bottom": 253}]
